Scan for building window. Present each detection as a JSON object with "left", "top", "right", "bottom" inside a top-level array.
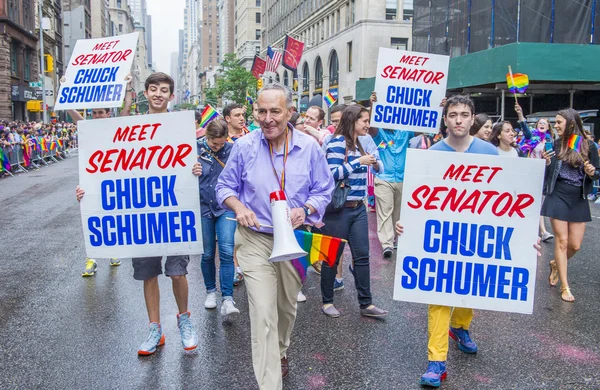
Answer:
[
  {"left": 314, "top": 57, "right": 323, "bottom": 90},
  {"left": 24, "top": 50, "right": 31, "bottom": 81},
  {"left": 255, "top": 29, "right": 261, "bottom": 40},
  {"left": 10, "top": 41, "right": 18, "bottom": 77},
  {"left": 351, "top": 0, "right": 356, "bottom": 24},
  {"left": 117, "top": 0, "right": 121, "bottom": 7},
  {"left": 391, "top": 37, "right": 408, "bottom": 50},
  {"left": 118, "top": 24, "right": 123, "bottom": 32},
  {"left": 256, "top": 0, "right": 260, "bottom": 6},
  {"left": 302, "top": 62, "right": 309, "bottom": 91},
  {"left": 283, "top": 71, "right": 289, "bottom": 86},
  {"left": 256, "top": 12, "right": 261, "bottom": 23},
  {"left": 336, "top": 10, "right": 340, "bottom": 32},
  {"left": 329, "top": 50, "right": 339, "bottom": 86},
  {"left": 347, "top": 41, "right": 353, "bottom": 72}
]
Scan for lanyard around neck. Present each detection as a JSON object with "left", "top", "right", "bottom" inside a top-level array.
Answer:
[{"left": 268, "top": 127, "right": 289, "bottom": 191}]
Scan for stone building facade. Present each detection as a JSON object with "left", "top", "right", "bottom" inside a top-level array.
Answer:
[{"left": 0, "top": 0, "right": 40, "bottom": 120}]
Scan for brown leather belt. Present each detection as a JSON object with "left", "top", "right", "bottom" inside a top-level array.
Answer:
[{"left": 344, "top": 200, "right": 362, "bottom": 208}]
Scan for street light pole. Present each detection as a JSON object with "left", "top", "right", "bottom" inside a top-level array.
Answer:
[{"left": 38, "top": 0, "right": 48, "bottom": 123}]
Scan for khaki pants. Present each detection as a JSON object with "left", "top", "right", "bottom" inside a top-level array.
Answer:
[
  {"left": 374, "top": 177, "right": 404, "bottom": 249},
  {"left": 235, "top": 226, "right": 302, "bottom": 390},
  {"left": 427, "top": 305, "right": 474, "bottom": 361}
]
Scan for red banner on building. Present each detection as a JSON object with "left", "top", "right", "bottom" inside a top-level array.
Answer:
[
  {"left": 283, "top": 35, "right": 304, "bottom": 71},
  {"left": 251, "top": 55, "right": 267, "bottom": 79}
]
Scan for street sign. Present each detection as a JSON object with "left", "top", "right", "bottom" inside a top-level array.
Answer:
[{"left": 29, "top": 81, "right": 42, "bottom": 88}]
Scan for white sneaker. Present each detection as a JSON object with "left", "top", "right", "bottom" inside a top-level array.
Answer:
[
  {"left": 204, "top": 292, "right": 217, "bottom": 309},
  {"left": 541, "top": 231, "right": 554, "bottom": 242},
  {"left": 297, "top": 291, "right": 307, "bottom": 302},
  {"left": 221, "top": 299, "right": 240, "bottom": 316}
]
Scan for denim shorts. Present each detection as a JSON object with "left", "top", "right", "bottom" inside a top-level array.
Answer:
[{"left": 131, "top": 255, "right": 190, "bottom": 281}]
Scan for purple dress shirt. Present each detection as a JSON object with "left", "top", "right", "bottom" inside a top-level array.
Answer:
[{"left": 216, "top": 125, "right": 334, "bottom": 234}]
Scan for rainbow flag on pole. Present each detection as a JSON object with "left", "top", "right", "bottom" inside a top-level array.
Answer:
[
  {"left": 506, "top": 72, "right": 529, "bottom": 93},
  {"left": 323, "top": 90, "right": 337, "bottom": 108},
  {"left": 291, "top": 230, "right": 346, "bottom": 282},
  {"left": 568, "top": 134, "right": 583, "bottom": 152},
  {"left": 199, "top": 104, "right": 219, "bottom": 128}
]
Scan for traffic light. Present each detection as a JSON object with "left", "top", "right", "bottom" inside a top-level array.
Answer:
[
  {"left": 44, "top": 54, "right": 54, "bottom": 73},
  {"left": 257, "top": 79, "right": 263, "bottom": 89}
]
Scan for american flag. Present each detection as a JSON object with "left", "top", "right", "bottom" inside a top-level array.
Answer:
[{"left": 266, "top": 46, "right": 282, "bottom": 73}]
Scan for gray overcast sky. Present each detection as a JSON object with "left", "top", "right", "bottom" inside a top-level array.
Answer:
[{"left": 147, "top": 0, "right": 185, "bottom": 76}]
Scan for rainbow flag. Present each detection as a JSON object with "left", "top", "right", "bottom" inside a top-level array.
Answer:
[
  {"left": 291, "top": 230, "right": 345, "bottom": 282},
  {"left": 56, "top": 138, "right": 63, "bottom": 148},
  {"left": 506, "top": 72, "right": 529, "bottom": 93},
  {"left": 323, "top": 90, "right": 337, "bottom": 108},
  {"left": 199, "top": 104, "right": 219, "bottom": 128},
  {"left": 246, "top": 91, "right": 253, "bottom": 105},
  {"left": 40, "top": 138, "right": 48, "bottom": 152},
  {"left": 378, "top": 140, "right": 395, "bottom": 150},
  {"left": 568, "top": 134, "right": 583, "bottom": 152},
  {"left": 50, "top": 140, "right": 56, "bottom": 151},
  {"left": 23, "top": 142, "right": 31, "bottom": 167},
  {"left": 1, "top": 149, "right": 10, "bottom": 171}
]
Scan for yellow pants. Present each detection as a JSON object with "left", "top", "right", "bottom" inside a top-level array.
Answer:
[{"left": 428, "top": 305, "right": 474, "bottom": 361}]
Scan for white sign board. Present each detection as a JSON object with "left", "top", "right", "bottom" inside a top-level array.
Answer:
[
  {"left": 393, "top": 149, "right": 544, "bottom": 314},
  {"left": 371, "top": 48, "right": 449, "bottom": 134},
  {"left": 55, "top": 33, "right": 138, "bottom": 110},
  {"left": 78, "top": 111, "right": 203, "bottom": 258}
]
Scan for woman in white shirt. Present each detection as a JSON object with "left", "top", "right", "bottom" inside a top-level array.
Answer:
[{"left": 490, "top": 121, "right": 522, "bottom": 157}]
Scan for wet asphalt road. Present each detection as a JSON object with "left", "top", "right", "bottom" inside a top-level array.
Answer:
[{"left": 1, "top": 152, "right": 600, "bottom": 390}]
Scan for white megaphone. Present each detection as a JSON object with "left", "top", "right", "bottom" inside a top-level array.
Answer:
[{"left": 269, "top": 190, "right": 308, "bottom": 262}]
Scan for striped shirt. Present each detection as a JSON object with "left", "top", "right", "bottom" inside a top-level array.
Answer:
[{"left": 325, "top": 135, "right": 382, "bottom": 201}]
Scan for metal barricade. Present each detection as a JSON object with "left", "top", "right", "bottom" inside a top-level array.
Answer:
[{"left": 7, "top": 145, "right": 28, "bottom": 173}]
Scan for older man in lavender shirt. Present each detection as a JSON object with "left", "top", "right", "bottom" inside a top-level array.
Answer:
[{"left": 216, "top": 83, "right": 334, "bottom": 390}]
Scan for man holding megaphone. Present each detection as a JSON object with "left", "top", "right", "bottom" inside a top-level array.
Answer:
[{"left": 216, "top": 83, "right": 334, "bottom": 390}]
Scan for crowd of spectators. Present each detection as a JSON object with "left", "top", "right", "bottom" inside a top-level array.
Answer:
[{"left": 0, "top": 120, "right": 76, "bottom": 178}]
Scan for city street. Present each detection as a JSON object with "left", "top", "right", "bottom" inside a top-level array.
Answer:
[{"left": 1, "top": 153, "right": 600, "bottom": 390}]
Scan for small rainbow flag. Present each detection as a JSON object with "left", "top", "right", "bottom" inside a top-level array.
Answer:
[
  {"left": 56, "top": 138, "right": 63, "bottom": 148},
  {"left": 291, "top": 230, "right": 345, "bottom": 282},
  {"left": 199, "top": 104, "right": 219, "bottom": 128},
  {"left": 323, "top": 90, "right": 337, "bottom": 108},
  {"left": 506, "top": 72, "right": 529, "bottom": 93},
  {"left": 246, "top": 91, "right": 253, "bottom": 105},
  {"left": 50, "top": 140, "right": 56, "bottom": 151},
  {"left": 568, "top": 134, "right": 583, "bottom": 152},
  {"left": 377, "top": 140, "right": 395, "bottom": 150}
]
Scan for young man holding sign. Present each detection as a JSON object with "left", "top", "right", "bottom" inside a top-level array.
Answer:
[
  {"left": 76, "top": 72, "right": 199, "bottom": 355},
  {"left": 68, "top": 76, "right": 134, "bottom": 277},
  {"left": 395, "top": 95, "right": 541, "bottom": 388}
]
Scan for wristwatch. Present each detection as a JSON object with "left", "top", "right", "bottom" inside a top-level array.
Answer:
[{"left": 302, "top": 205, "right": 312, "bottom": 217}]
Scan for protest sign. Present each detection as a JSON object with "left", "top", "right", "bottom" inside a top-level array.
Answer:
[
  {"left": 78, "top": 111, "right": 202, "bottom": 258},
  {"left": 371, "top": 48, "right": 449, "bottom": 133},
  {"left": 393, "top": 149, "right": 545, "bottom": 314},
  {"left": 55, "top": 33, "right": 139, "bottom": 111}
]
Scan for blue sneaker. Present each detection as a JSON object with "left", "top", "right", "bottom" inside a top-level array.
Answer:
[
  {"left": 420, "top": 361, "right": 447, "bottom": 387},
  {"left": 449, "top": 326, "right": 478, "bottom": 354},
  {"left": 177, "top": 311, "right": 198, "bottom": 351},
  {"left": 334, "top": 279, "right": 344, "bottom": 291},
  {"left": 138, "top": 322, "right": 165, "bottom": 356}
]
